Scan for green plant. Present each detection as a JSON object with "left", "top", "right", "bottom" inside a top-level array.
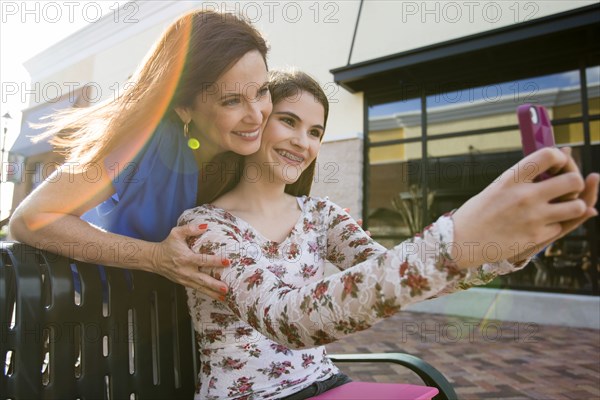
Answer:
[{"left": 391, "top": 184, "right": 435, "bottom": 236}]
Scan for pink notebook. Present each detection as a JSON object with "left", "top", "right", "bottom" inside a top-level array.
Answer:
[{"left": 308, "top": 382, "right": 439, "bottom": 400}]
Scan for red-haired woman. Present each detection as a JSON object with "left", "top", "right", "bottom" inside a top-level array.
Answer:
[{"left": 10, "top": 10, "right": 272, "bottom": 299}]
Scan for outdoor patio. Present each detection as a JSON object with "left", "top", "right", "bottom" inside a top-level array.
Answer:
[{"left": 326, "top": 310, "right": 600, "bottom": 400}]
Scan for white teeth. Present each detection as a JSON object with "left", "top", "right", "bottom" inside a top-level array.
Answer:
[
  {"left": 276, "top": 150, "right": 303, "bottom": 162},
  {"left": 234, "top": 129, "right": 259, "bottom": 138}
]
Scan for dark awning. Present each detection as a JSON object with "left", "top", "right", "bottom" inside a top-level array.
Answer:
[
  {"left": 9, "top": 91, "right": 83, "bottom": 157},
  {"left": 331, "top": 4, "right": 600, "bottom": 105}
]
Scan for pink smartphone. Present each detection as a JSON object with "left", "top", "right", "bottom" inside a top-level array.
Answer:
[{"left": 517, "top": 104, "right": 556, "bottom": 180}]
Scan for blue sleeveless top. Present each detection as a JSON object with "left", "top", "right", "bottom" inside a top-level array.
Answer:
[{"left": 82, "top": 118, "right": 198, "bottom": 242}]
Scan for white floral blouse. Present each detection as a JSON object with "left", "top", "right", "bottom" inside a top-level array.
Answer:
[{"left": 178, "top": 196, "right": 523, "bottom": 399}]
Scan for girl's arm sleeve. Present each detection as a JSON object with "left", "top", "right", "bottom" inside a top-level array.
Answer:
[
  {"left": 181, "top": 201, "right": 522, "bottom": 350},
  {"left": 323, "top": 202, "right": 528, "bottom": 296}
]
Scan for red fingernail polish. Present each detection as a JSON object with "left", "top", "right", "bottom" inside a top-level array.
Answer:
[
  {"left": 199, "top": 224, "right": 208, "bottom": 230},
  {"left": 221, "top": 259, "right": 230, "bottom": 267},
  {"left": 220, "top": 286, "right": 228, "bottom": 294},
  {"left": 219, "top": 295, "right": 226, "bottom": 302}
]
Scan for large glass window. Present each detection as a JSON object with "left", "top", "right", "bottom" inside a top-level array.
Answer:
[
  {"left": 367, "top": 99, "right": 423, "bottom": 248},
  {"left": 366, "top": 67, "right": 599, "bottom": 295}
]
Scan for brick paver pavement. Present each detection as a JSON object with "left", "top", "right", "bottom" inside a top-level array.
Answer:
[{"left": 325, "top": 311, "right": 600, "bottom": 399}]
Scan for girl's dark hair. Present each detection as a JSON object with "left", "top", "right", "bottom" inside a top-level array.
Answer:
[
  {"left": 269, "top": 70, "right": 329, "bottom": 198},
  {"left": 197, "top": 69, "right": 329, "bottom": 205}
]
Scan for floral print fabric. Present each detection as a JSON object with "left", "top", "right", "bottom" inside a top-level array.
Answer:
[{"left": 179, "top": 196, "right": 523, "bottom": 399}]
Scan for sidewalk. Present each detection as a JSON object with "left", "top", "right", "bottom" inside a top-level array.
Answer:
[{"left": 325, "top": 311, "right": 600, "bottom": 399}]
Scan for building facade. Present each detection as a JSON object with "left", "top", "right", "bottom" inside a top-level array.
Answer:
[{"left": 8, "top": 1, "right": 600, "bottom": 326}]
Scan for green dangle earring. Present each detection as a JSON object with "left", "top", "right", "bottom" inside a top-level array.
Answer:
[{"left": 184, "top": 121, "right": 200, "bottom": 150}]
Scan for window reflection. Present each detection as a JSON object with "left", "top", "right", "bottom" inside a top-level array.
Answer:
[{"left": 367, "top": 68, "right": 599, "bottom": 294}]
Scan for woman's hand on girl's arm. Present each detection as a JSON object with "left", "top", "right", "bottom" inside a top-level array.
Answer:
[{"left": 151, "top": 223, "right": 229, "bottom": 300}]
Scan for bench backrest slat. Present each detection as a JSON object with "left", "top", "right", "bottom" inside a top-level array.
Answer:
[{"left": 1, "top": 242, "right": 197, "bottom": 399}]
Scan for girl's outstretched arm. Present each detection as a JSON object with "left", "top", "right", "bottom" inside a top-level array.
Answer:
[{"left": 183, "top": 147, "right": 597, "bottom": 347}]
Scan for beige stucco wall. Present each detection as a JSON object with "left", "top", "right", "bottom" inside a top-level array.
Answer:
[
  {"left": 352, "top": 0, "right": 597, "bottom": 64},
  {"left": 91, "top": 25, "right": 166, "bottom": 103},
  {"left": 27, "top": 58, "right": 94, "bottom": 108}
]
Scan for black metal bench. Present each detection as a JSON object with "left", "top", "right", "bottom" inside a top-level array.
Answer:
[{"left": 1, "top": 241, "right": 457, "bottom": 399}]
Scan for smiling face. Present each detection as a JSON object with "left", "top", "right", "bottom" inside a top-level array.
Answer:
[
  {"left": 247, "top": 90, "right": 325, "bottom": 185},
  {"left": 177, "top": 50, "right": 272, "bottom": 156}
]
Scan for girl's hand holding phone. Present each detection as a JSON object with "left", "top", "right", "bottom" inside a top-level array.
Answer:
[
  {"left": 518, "top": 103, "right": 580, "bottom": 201},
  {"left": 450, "top": 146, "right": 598, "bottom": 269}
]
